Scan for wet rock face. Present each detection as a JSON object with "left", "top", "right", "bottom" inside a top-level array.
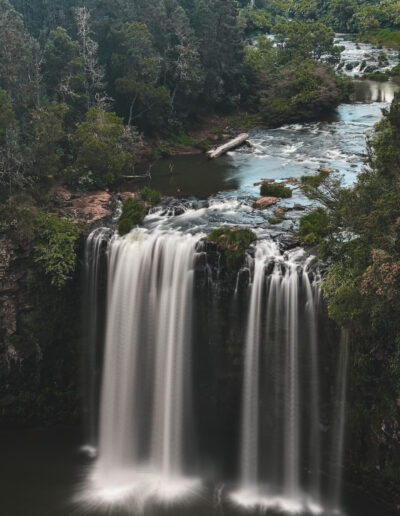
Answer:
[
  {"left": 0, "top": 235, "right": 83, "bottom": 425},
  {"left": 0, "top": 238, "right": 27, "bottom": 340}
]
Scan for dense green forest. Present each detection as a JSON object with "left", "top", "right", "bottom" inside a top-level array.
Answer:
[{"left": 3, "top": 0, "right": 400, "bottom": 198}]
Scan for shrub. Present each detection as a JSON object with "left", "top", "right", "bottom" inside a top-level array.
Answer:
[
  {"left": 260, "top": 183, "right": 292, "bottom": 198},
  {"left": 299, "top": 207, "right": 329, "bottom": 246},
  {"left": 118, "top": 198, "right": 145, "bottom": 235},
  {"left": 33, "top": 213, "right": 79, "bottom": 288},
  {"left": 364, "top": 71, "right": 389, "bottom": 82},
  {"left": 118, "top": 218, "right": 134, "bottom": 236},
  {"left": 140, "top": 186, "right": 161, "bottom": 204}
]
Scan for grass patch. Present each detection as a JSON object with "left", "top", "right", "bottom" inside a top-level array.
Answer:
[{"left": 169, "top": 133, "right": 197, "bottom": 146}]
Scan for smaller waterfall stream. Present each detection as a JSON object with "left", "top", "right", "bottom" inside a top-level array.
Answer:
[
  {"left": 232, "top": 243, "right": 326, "bottom": 514},
  {"left": 82, "top": 227, "right": 113, "bottom": 456},
  {"left": 240, "top": 242, "right": 277, "bottom": 488}
]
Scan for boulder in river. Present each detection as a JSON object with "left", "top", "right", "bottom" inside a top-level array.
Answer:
[{"left": 253, "top": 196, "right": 279, "bottom": 209}]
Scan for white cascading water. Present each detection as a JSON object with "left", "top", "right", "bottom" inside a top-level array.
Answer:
[
  {"left": 80, "top": 226, "right": 348, "bottom": 515},
  {"left": 232, "top": 243, "right": 324, "bottom": 514},
  {"left": 79, "top": 228, "right": 201, "bottom": 510},
  {"left": 240, "top": 241, "right": 278, "bottom": 488},
  {"left": 82, "top": 227, "right": 112, "bottom": 457}
]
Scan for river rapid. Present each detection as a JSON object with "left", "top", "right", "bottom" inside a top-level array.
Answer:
[{"left": 1, "top": 39, "right": 399, "bottom": 516}]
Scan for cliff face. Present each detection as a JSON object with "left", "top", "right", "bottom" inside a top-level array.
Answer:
[
  {"left": 0, "top": 188, "right": 113, "bottom": 425},
  {"left": 0, "top": 233, "right": 81, "bottom": 424}
]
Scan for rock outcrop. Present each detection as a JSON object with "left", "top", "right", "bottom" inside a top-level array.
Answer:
[{"left": 253, "top": 196, "right": 279, "bottom": 209}]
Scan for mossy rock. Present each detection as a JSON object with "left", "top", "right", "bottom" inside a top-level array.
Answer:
[
  {"left": 206, "top": 227, "right": 257, "bottom": 269},
  {"left": 260, "top": 183, "right": 292, "bottom": 198}
]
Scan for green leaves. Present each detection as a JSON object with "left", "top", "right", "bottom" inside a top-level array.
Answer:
[
  {"left": 118, "top": 198, "right": 145, "bottom": 235},
  {"left": 260, "top": 182, "right": 292, "bottom": 198},
  {"left": 33, "top": 213, "right": 78, "bottom": 289},
  {"left": 299, "top": 207, "right": 329, "bottom": 246},
  {"left": 0, "top": 88, "right": 16, "bottom": 142},
  {"left": 73, "top": 107, "right": 132, "bottom": 188}
]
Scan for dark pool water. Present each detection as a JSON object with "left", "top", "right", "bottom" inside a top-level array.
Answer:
[{"left": 0, "top": 427, "right": 396, "bottom": 516}]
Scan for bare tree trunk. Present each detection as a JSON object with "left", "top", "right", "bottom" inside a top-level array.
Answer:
[{"left": 207, "top": 133, "right": 250, "bottom": 159}]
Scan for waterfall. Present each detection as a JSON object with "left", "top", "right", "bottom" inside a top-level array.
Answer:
[
  {"left": 80, "top": 229, "right": 348, "bottom": 515},
  {"left": 329, "top": 328, "right": 349, "bottom": 512},
  {"left": 232, "top": 243, "right": 324, "bottom": 514},
  {"left": 82, "top": 227, "right": 112, "bottom": 456},
  {"left": 240, "top": 242, "right": 277, "bottom": 488},
  {"left": 81, "top": 229, "right": 201, "bottom": 509}
]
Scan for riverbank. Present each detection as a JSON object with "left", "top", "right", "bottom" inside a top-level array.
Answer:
[{"left": 356, "top": 28, "right": 400, "bottom": 49}]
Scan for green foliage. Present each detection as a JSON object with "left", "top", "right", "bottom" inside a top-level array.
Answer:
[
  {"left": 118, "top": 198, "right": 145, "bottom": 235},
  {"left": 260, "top": 182, "right": 292, "bottom": 198},
  {"left": 73, "top": 107, "right": 132, "bottom": 188},
  {"left": 240, "top": 8, "right": 273, "bottom": 35},
  {"left": 268, "top": 216, "right": 282, "bottom": 224},
  {"left": 118, "top": 217, "right": 134, "bottom": 236},
  {"left": 0, "top": 0, "right": 39, "bottom": 117},
  {"left": 297, "top": 92, "right": 400, "bottom": 496},
  {"left": 33, "top": 212, "right": 79, "bottom": 289},
  {"left": 0, "top": 88, "right": 16, "bottom": 142},
  {"left": 358, "top": 28, "right": 400, "bottom": 49},
  {"left": 28, "top": 102, "right": 68, "bottom": 181},
  {"left": 0, "top": 194, "right": 40, "bottom": 243},
  {"left": 299, "top": 207, "right": 329, "bottom": 246},
  {"left": 364, "top": 70, "right": 389, "bottom": 82},
  {"left": 169, "top": 133, "right": 197, "bottom": 146},
  {"left": 207, "top": 227, "right": 257, "bottom": 269},
  {"left": 274, "top": 20, "right": 340, "bottom": 63},
  {"left": 140, "top": 186, "right": 161, "bottom": 204},
  {"left": 257, "top": 60, "right": 348, "bottom": 126}
]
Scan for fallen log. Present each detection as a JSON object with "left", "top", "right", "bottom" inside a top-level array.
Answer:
[{"left": 207, "top": 133, "right": 250, "bottom": 159}]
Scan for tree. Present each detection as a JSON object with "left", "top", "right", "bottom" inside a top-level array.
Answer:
[
  {"left": 274, "top": 20, "right": 339, "bottom": 63},
  {"left": 109, "top": 21, "right": 171, "bottom": 131},
  {"left": 75, "top": 7, "right": 108, "bottom": 109},
  {"left": 353, "top": 5, "right": 382, "bottom": 32},
  {"left": 0, "top": 0, "right": 39, "bottom": 116},
  {"left": 163, "top": 6, "right": 204, "bottom": 114},
  {"left": 71, "top": 107, "right": 134, "bottom": 188},
  {"left": 43, "top": 27, "right": 87, "bottom": 121},
  {"left": 258, "top": 60, "right": 346, "bottom": 125},
  {"left": 0, "top": 89, "right": 16, "bottom": 143},
  {"left": 290, "top": 0, "right": 318, "bottom": 21},
  {"left": 28, "top": 102, "right": 68, "bottom": 182}
]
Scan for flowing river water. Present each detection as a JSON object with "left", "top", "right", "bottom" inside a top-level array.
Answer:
[{"left": 1, "top": 40, "right": 399, "bottom": 516}]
